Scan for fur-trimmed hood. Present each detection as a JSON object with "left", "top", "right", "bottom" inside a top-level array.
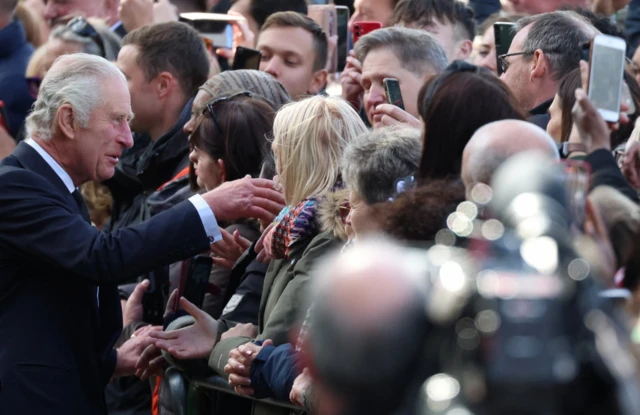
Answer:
[{"left": 317, "top": 188, "right": 349, "bottom": 241}]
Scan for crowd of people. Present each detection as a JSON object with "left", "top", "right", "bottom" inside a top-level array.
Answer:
[{"left": 3, "top": 0, "right": 640, "bottom": 414}]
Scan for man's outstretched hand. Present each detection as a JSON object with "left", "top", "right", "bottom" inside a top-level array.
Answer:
[
  {"left": 114, "top": 325, "right": 162, "bottom": 378},
  {"left": 201, "top": 176, "right": 285, "bottom": 224}
]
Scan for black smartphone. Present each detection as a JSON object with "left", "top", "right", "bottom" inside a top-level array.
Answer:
[
  {"left": 384, "top": 78, "right": 404, "bottom": 110},
  {"left": 494, "top": 22, "right": 516, "bottom": 76},
  {"left": 182, "top": 255, "right": 213, "bottom": 309},
  {"left": 336, "top": 6, "right": 350, "bottom": 72},
  {"left": 142, "top": 267, "right": 170, "bottom": 325},
  {"left": 232, "top": 46, "right": 262, "bottom": 70},
  {"left": 0, "top": 101, "right": 9, "bottom": 132}
]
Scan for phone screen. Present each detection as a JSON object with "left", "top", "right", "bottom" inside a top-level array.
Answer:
[
  {"left": 182, "top": 256, "right": 213, "bottom": 309},
  {"left": 233, "top": 47, "right": 262, "bottom": 70},
  {"left": 384, "top": 78, "right": 405, "bottom": 110},
  {"left": 336, "top": 7, "right": 350, "bottom": 72},
  {"left": 494, "top": 23, "right": 516, "bottom": 76},
  {"left": 589, "top": 43, "right": 626, "bottom": 114},
  {"left": 564, "top": 160, "right": 591, "bottom": 230}
]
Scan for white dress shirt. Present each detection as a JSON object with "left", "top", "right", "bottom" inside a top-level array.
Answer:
[{"left": 24, "top": 138, "right": 222, "bottom": 242}]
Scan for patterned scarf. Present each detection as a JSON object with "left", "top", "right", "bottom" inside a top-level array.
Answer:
[{"left": 263, "top": 198, "right": 320, "bottom": 260}]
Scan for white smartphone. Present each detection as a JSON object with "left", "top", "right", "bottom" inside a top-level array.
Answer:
[
  {"left": 588, "top": 34, "right": 627, "bottom": 123},
  {"left": 179, "top": 13, "right": 243, "bottom": 49}
]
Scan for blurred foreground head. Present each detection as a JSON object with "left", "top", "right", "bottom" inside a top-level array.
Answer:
[
  {"left": 306, "top": 237, "right": 430, "bottom": 415},
  {"left": 462, "top": 120, "right": 559, "bottom": 187}
]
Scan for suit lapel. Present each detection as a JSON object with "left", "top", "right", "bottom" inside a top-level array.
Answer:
[{"left": 10, "top": 142, "right": 79, "bottom": 214}]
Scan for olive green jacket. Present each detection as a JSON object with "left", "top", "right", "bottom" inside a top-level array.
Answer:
[{"left": 208, "top": 230, "right": 342, "bottom": 374}]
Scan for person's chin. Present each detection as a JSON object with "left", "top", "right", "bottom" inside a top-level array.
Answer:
[{"left": 99, "top": 167, "right": 116, "bottom": 182}]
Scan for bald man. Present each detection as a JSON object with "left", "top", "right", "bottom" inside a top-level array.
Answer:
[
  {"left": 461, "top": 120, "right": 559, "bottom": 187},
  {"left": 306, "top": 238, "right": 430, "bottom": 415}
]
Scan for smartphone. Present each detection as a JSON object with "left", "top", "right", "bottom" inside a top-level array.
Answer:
[
  {"left": 0, "top": 101, "right": 8, "bottom": 132},
  {"left": 232, "top": 46, "right": 262, "bottom": 70},
  {"left": 142, "top": 267, "right": 170, "bottom": 325},
  {"left": 182, "top": 255, "right": 213, "bottom": 309},
  {"left": 384, "top": 78, "right": 405, "bottom": 111},
  {"left": 336, "top": 6, "right": 350, "bottom": 72},
  {"left": 563, "top": 160, "right": 591, "bottom": 230},
  {"left": 179, "top": 12, "right": 243, "bottom": 49},
  {"left": 588, "top": 34, "right": 627, "bottom": 122},
  {"left": 353, "top": 21, "right": 382, "bottom": 45},
  {"left": 308, "top": 5, "right": 338, "bottom": 72},
  {"left": 494, "top": 22, "right": 516, "bottom": 76}
]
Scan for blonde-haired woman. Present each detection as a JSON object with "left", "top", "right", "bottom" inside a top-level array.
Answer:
[{"left": 150, "top": 96, "right": 365, "bottom": 403}]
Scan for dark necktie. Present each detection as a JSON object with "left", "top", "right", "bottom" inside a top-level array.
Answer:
[
  {"left": 72, "top": 189, "right": 101, "bottom": 317},
  {"left": 72, "top": 189, "right": 91, "bottom": 224}
]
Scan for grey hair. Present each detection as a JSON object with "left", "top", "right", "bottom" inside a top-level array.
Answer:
[
  {"left": 49, "top": 18, "right": 122, "bottom": 61},
  {"left": 26, "top": 53, "right": 126, "bottom": 141},
  {"left": 355, "top": 27, "right": 448, "bottom": 77},
  {"left": 342, "top": 127, "right": 422, "bottom": 205},
  {"left": 515, "top": 11, "right": 598, "bottom": 82}
]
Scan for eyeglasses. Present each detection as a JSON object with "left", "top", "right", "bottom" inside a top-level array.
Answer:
[
  {"left": 339, "top": 201, "right": 351, "bottom": 225},
  {"left": 25, "top": 77, "right": 42, "bottom": 99},
  {"left": 498, "top": 51, "right": 532, "bottom": 74},
  {"left": 66, "top": 16, "right": 106, "bottom": 58}
]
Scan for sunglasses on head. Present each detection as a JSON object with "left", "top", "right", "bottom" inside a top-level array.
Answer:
[
  {"left": 66, "top": 16, "right": 106, "bottom": 58},
  {"left": 202, "top": 90, "right": 256, "bottom": 139}
]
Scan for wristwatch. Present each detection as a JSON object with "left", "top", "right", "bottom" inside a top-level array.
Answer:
[{"left": 560, "top": 142, "right": 587, "bottom": 158}]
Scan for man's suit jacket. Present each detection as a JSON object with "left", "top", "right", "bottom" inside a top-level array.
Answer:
[{"left": 0, "top": 143, "right": 212, "bottom": 414}]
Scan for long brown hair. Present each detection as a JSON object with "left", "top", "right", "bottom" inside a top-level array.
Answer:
[
  {"left": 417, "top": 61, "right": 525, "bottom": 181},
  {"left": 189, "top": 93, "right": 275, "bottom": 189}
]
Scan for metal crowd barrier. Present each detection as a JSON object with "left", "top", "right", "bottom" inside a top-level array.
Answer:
[{"left": 165, "top": 366, "right": 301, "bottom": 415}]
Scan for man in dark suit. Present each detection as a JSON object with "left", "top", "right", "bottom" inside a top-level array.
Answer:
[{"left": 0, "top": 53, "right": 283, "bottom": 415}]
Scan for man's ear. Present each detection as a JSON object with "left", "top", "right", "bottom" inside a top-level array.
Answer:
[
  {"left": 309, "top": 69, "right": 328, "bottom": 95},
  {"left": 155, "top": 72, "right": 177, "bottom": 99},
  {"left": 457, "top": 39, "right": 473, "bottom": 60},
  {"left": 56, "top": 104, "right": 76, "bottom": 139},
  {"left": 530, "top": 49, "right": 548, "bottom": 82}
]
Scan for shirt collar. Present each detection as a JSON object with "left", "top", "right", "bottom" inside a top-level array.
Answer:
[{"left": 25, "top": 138, "right": 76, "bottom": 193}]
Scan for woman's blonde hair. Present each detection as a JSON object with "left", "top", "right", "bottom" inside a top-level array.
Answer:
[{"left": 272, "top": 95, "right": 368, "bottom": 206}]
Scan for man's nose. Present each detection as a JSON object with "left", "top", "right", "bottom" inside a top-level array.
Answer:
[
  {"left": 119, "top": 124, "right": 134, "bottom": 149},
  {"left": 263, "top": 59, "right": 280, "bottom": 79},
  {"left": 183, "top": 116, "right": 195, "bottom": 136},
  {"left": 367, "top": 85, "right": 387, "bottom": 107}
]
